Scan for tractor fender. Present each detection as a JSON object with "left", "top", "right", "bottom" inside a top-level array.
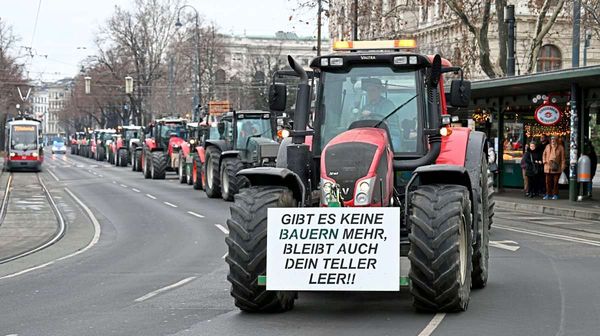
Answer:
[
  {"left": 405, "top": 164, "right": 475, "bottom": 242},
  {"left": 196, "top": 146, "right": 206, "bottom": 164},
  {"left": 144, "top": 138, "right": 157, "bottom": 151},
  {"left": 180, "top": 142, "right": 191, "bottom": 157},
  {"left": 205, "top": 139, "right": 228, "bottom": 153},
  {"left": 220, "top": 150, "right": 241, "bottom": 165},
  {"left": 464, "top": 130, "right": 488, "bottom": 244},
  {"left": 238, "top": 167, "right": 306, "bottom": 206},
  {"left": 436, "top": 127, "right": 470, "bottom": 166}
]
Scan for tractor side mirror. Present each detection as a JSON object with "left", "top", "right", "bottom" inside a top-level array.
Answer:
[
  {"left": 428, "top": 54, "right": 442, "bottom": 87},
  {"left": 269, "top": 83, "right": 287, "bottom": 113},
  {"left": 448, "top": 79, "right": 471, "bottom": 108}
]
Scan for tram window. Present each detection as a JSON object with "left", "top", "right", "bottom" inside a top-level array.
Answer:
[{"left": 11, "top": 125, "right": 38, "bottom": 150}]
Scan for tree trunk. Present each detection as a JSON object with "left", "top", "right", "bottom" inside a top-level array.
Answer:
[{"left": 495, "top": 0, "right": 508, "bottom": 75}]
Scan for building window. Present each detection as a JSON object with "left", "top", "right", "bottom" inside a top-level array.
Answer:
[{"left": 537, "top": 45, "right": 561, "bottom": 72}]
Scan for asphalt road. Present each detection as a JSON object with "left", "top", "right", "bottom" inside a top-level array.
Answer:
[{"left": 0, "top": 152, "right": 599, "bottom": 336}]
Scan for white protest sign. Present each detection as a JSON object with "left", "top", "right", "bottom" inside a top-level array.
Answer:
[{"left": 266, "top": 207, "right": 400, "bottom": 291}]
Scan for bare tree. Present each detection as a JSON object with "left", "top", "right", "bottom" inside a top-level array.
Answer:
[
  {"left": 523, "top": 0, "right": 567, "bottom": 73},
  {"left": 96, "top": 0, "right": 182, "bottom": 125}
]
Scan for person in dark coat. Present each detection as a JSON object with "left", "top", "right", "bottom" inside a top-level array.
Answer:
[
  {"left": 583, "top": 138, "right": 597, "bottom": 196},
  {"left": 523, "top": 142, "right": 544, "bottom": 197}
]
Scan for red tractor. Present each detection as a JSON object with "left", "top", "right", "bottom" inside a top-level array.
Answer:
[
  {"left": 110, "top": 125, "right": 142, "bottom": 167},
  {"left": 225, "top": 40, "right": 494, "bottom": 313},
  {"left": 140, "top": 118, "right": 187, "bottom": 179},
  {"left": 179, "top": 118, "right": 221, "bottom": 189}
]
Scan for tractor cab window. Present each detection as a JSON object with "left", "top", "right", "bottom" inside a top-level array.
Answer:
[
  {"left": 124, "top": 130, "right": 139, "bottom": 141},
  {"left": 318, "top": 67, "right": 422, "bottom": 154},
  {"left": 236, "top": 116, "right": 272, "bottom": 148},
  {"left": 161, "top": 123, "right": 185, "bottom": 139},
  {"left": 102, "top": 133, "right": 114, "bottom": 141}
]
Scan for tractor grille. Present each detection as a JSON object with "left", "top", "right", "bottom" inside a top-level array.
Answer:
[
  {"left": 259, "top": 143, "right": 280, "bottom": 159},
  {"left": 324, "top": 142, "right": 377, "bottom": 201}
]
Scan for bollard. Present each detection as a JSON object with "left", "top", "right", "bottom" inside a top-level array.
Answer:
[{"left": 577, "top": 155, "right": 591, "bottom": 200}]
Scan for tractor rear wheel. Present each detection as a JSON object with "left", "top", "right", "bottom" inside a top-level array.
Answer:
[
  {"left": 178, "top": 152, "right": 187, "bottom": 184},
  {"left": 118, "top": 149, "right": 128, "bottom": 167},
  {"left": 204, "top": 147, "right": 221, "bottom": 198},
  {"left": 408, "top": 184, "right": 472, "bottom": 312},
  {"left": 472, "top": 156, "right": 491, "bottom": 289},
  {"left": 192, "top": 157, "right": 203, "bottom": 190},
  {"left": 96, "top": 146, "right": 105, "bottom": 161},
  {"left": 226, "top": 186, "right": 297, "bottom": 312},
  {"left": 151, "top": 151, "right": 167, "bottom": 179},
  {"left": 142, "top": 151, "right": 152, "bottom": 179},
  {"left": 221, "top": 158, "right": 248, "bottom": 201}
]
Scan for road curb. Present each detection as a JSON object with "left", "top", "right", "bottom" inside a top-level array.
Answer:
[{"left": 495, "top": 200, "right": 600, "bottom": 221}]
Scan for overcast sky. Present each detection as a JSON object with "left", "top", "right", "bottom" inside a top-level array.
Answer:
[{"left": 2, "top": 0, "right": 322, "bottom": 82}]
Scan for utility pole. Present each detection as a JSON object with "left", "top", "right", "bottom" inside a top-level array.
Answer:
[
  {"left": 584, "top": 29, "right": 592, "bottom": 66},
  {"left": 168, "top": 56, "right": 175, "bottom": 113},
  {"left": 175, "top": 5, "right": 201, "bottom": 122},
  {"left": 569, "top": 0, "right": 581, "bottom": 202},
  {"left": 353, "top": 0, "right": 358, "bottom": 40},
  {"left": 504, "top": 5, "right": 516, "bottom": 76},
  {"left": 317, "top": 0, "right": 322, "bottom": 56}
]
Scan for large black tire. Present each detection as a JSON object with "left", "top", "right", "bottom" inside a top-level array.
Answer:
[
  {"left": 96, "top": 146, "right": 105, "bottom": 161},
  {"left": 487, "top": 170, "right": 495, "bottom": 230},
  {"left": 204, "top": 146, "right": 221, "bottom": 198},
  {"left": 151, "top": 151, "right": 167, "bottom": 180},
  {"left": 408, "top": 184, "right": 473, "bottom": 312},
  {"left": 220, "top": 157, "right": 248, "bottom": 201},
  {"left": 142, "top": 151, "right": 152, "bottom": 179},
  {"left": 132, "top": 150, "right": 139, "bottom": 171},
  {"left": 472, "top": 156, "right": 491, "bottom": 289},
  {"left": 178, "top": 152, "right": 187, "bottom": 184},
  {"left": 192, "top": 156, "right": 203, "bottom": 190},
  {"left": 118, "top": 149, "right": 128, "bottom": 167},
  {"left": 109, "top": 150, "right": 115, "bottom": 165},
  {"left": 225, "top": 186, "right": 297, "bottom": 312}
]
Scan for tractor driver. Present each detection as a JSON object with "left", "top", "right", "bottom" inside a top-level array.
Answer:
[
  {"left": 356, "top": 78, "right": 402, "bottom": 150},
  {"left": 238, "top": 121, "right": 258, "bottom": 148}
]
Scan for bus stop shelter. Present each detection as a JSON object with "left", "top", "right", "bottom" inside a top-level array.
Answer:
[{"left": 468, "top": 65, "right": 600, "bottom": 201}]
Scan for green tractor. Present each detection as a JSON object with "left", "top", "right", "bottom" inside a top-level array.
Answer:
[{"left": 202, "top": 110, "right": 281, "bottom": 201}]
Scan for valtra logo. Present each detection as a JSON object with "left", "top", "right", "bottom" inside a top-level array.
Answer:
[{"left": 534, "top": 103, "right": 562, "bottom": 126}]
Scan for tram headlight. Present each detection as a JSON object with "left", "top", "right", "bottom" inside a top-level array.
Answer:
[
  {"left": 9, "top": 152, "right": 16, "bottom": 157},
  {"left": 32, "top": 152, "right": 39, "bottom": 157}
]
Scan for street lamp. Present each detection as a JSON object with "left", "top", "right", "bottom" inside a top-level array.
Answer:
[
  {"left": 175, "top": 5, "right": 201, "bottom": 122},
  {"left": 584, "top": 29, "right": 592, "bottom": 66}
]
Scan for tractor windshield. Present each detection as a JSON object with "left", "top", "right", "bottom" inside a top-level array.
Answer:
[
  {"left": 236, "top": 117, "right": 272, "bottom": 148},
  {"left": 124, "top": 129, "right": 139, "bottom": 141},
  {"left": 318, "top": 67, "right": 423, "bottom": 154},
  {"left": 161, "top": 123, "right": 186, "bottom": 139}
]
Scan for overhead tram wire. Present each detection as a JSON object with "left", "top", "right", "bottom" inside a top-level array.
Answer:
[{"left": 30, "top": 0, "right": 43, "bottom": 50}]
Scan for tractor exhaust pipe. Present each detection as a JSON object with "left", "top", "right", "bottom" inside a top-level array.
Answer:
[{"left": 288, "top": 56, "right": 310, "bottom": 144}]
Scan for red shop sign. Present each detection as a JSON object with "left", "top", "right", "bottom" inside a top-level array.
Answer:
[{"left": 534, "top": 103, "right": 562, "bottom": 126}]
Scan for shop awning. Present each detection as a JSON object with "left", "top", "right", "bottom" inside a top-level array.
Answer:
[{"left": 471, "top": 66, "right": 600, "bottom": 99}]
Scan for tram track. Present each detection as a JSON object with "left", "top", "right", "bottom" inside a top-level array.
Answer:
[{"left": 0, "top": 172, "right": 66, "bottom": 264}]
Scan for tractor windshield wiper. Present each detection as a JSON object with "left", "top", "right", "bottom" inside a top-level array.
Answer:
[{"left": 374, "top": 94, "right": 419, "bottom": 128}]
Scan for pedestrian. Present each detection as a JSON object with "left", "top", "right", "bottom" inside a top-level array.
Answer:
[
  {"left": 520, "top": 151, "right": 529, "bottom": 195},
  {"left": 543, "top": 136, "right": 566, "bottom": 200},
  {"left": 583, "top": 138, "right": 597, "bottom": 196},
  {"left": 523, "top": 142, "right": 543, "bottom": 197}
]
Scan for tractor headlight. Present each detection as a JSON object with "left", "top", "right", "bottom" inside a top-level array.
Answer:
[
  {"left": 189, "top": 139, "right": 196, "bottom": 145},
  {"left": 354, "top": 176, "right": 376, "bottom": 206}
]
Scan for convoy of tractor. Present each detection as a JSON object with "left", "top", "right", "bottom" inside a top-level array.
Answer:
[{"left": 67, "top": 39, "right": 494, "bottom": 314}]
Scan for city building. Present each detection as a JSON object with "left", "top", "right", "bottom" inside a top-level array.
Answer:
[
  {"left": 39, "top": 78, "right": 72, "bottom": 142},
  {"left": 30, "top": 85, "right": 48, "bottom": 134}
]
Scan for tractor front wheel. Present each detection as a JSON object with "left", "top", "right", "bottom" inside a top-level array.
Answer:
[
  {"left": 178, "top": 152, "right": 187, "bottom": 184},
  {"left": 220, "top": 158, "right": 248, "bottom": 201},
  {"left": 118, "top": 149, "right": 128, "bottom": 167},
  {"left": 408, "top": 184, "right": 473, "bottom": 312},
  {"left": 96, "top": 146, "right": 105, "bottom": 161},
  {"left": 192, "top": 157, "right": 203, "bottom": 190},
  {"left": 151, "top": 151, "right": 167, "bottom": 179},
  {"left": 472, "top": 156, "right": 492, "bottom": 289},
  {"left": 204, "top": 147, "right": 221, "bottom": 198},
  {"left": 142, "top": 151, "right": 152, "bottom": 179},
  {"left": 226, "top": 186, "right": 297, "bottom": 312}
]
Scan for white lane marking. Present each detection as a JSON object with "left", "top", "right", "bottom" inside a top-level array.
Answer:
[
  {"left": 46, "top": 169, "right": 60, "bottom": 182},
  {"left": 112, "top": 181, "right": 117, "bottom": 184},
  {"left": 215, "top": 224, "right": 229, "bottom": 235},
  {"left": 490, "top": 240, "right": 520, "bottom": 252},
  {"left": 134, "top": 276, "right": 197, "bottom": 302},
  {"left": 145, "top": 194, "right": 157, "bottom": 200},
  {"left": 131, "top": 188, "right": 141, "bottom": 193},
  {"left": 120, "top": 184, "right": 128, "bottom": 188},
  {"left": 496, "top": 225, "right": 600, "bottom": 247},
  {"left": 222, "top": 252, "right": 228, "bottom": 259},
  {"left": 417, "top": 313, "right": 446, "bottom": 336},
  {"left": 164, "top": 202, "right": 178, "bottom": 208},
  {"left": 98, "top": 175, "right": 103, "bottom": 177},
  {"left": 0, "top": 188, "right": 101, "bottom": 280},
  {"left": 187, "top": 211, "right": 204, "bottom": 218}
]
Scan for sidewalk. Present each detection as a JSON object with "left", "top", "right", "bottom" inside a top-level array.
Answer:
[{"left": 494, "top": 186, "right": 600, "bottom": 221}]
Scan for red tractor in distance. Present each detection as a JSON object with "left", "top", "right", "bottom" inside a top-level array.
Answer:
[
  {"left": 225, "top": 40, "right": 494, "bottom": 313},
  {"left": 141, "top": 118, "right": 187, "bottom": 179},
  {"left": 110, "top": 125, "right": 142, "bottom": 167},
  {"left": 179, "top": 118, "right": 221, "bottom": 189}
]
